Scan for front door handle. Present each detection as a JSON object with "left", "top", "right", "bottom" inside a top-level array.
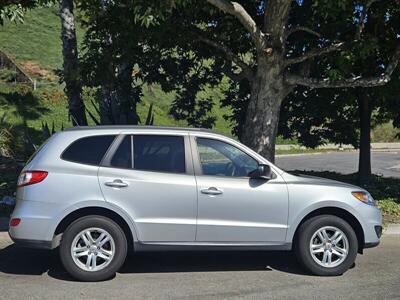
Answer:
[
  {"left": 201, "top": 187, "right": 223, "bottom": 195},
  {"left": 105, "top": 179, "right": 128, "bottom": 188}
]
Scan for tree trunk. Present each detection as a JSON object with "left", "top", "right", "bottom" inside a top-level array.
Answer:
[
  {"left": 115, "top": 61, "right": 139, "bottom": 125},
  {"left": 241, "top": 57, "right": 289, "bottom": 163},
  {"left": 99, "top": 61, "right": 139, "bottom": 125},
  {"left": 239, "top": 0, "right": 291, "bottom": 163},
  {"left": 358, "top": 90, "right": 372, "bottom": 183},
  {"left": 59, "top": 0, "right": 87, "bottom": 126}
]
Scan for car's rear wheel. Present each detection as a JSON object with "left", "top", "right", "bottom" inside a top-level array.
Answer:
[
  {"left": 295, "top": 215, "right": 358, "bottom": 276},
  {"left": 60, "top": 215, "right": 127, "bottom": 281}
]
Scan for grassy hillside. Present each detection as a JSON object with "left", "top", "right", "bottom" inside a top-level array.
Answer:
[
  {"left": 0, "top": 6, "right": 233, "bottom": 143},
  {"left": 0, "top": 6, "right": 85, "bottom": 70}
]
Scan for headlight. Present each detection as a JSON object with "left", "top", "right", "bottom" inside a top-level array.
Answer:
[{"left": 351, "top": 191, "right": 375, "bottom": 206}]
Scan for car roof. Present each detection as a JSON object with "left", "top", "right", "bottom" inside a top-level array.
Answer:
[{"left": 64, "top": 125, "right": 213, "bottom": 133}]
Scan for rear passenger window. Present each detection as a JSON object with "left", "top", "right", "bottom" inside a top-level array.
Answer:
[
  {"left": 134, "top": 135, "right": 185, "bottom": 173},
  {"left": 62, "top": 135, "right": 115, "bottom": 165}
]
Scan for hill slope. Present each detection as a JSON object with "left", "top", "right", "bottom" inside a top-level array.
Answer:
[{"left": 0, "top": 6, "right": 233, "bottom": 137}]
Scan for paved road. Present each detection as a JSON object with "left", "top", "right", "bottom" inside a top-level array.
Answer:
[
  {"left": 0, "top": 233, "right": 399, "bottom": 299},
  {"left": 276, "top": 150, "right": 400, "bottom": 178}
]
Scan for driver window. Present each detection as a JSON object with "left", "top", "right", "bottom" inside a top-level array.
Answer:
[{"left": 196, "top": 138, "right": 258, "bottom": 177}]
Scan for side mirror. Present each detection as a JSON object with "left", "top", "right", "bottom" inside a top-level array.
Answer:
[{"left": 248, "top": 164, "right": 272, "bottom": 180}]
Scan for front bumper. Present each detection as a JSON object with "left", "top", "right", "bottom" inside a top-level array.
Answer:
[
  {"left": 364, "top": 241, "right": 380, "bottom": 249},
  {"left": 359, "top": 204, "right": 382, "bottom": 249}
]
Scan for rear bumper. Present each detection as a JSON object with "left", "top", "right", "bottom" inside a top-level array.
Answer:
[
  {"left": 10, "top": 236, "right": 53, "bottom": 249},
  {"left": 8, "top": 199, "right": 58, "bottom": 247}
]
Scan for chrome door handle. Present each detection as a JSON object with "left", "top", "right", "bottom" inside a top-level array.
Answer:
[
  {"left": 201, "top": 187, "right": 223, "bottom": 195},
  {"left": 105, "top": 179, "right": 128, "bottom": 188}
]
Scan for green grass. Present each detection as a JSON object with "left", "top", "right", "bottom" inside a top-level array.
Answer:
[{"left": 0, "top": 6, "right": 85, "bottom": 71}]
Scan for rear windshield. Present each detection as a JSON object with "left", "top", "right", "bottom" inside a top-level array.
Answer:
[{"left": 61, "top": 135, "right": 116, "bottom": 165}]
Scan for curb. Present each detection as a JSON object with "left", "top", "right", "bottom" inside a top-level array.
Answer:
[
  {"left": 276, "top": 151, "right": 335, "bottom": 157},
  {"left": 276, "top": 149, "right": 400, "bottom": 157}
]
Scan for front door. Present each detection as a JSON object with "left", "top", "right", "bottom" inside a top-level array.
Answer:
[
  {"left": 98, "top": 133, "right": 197, "bottom": 242},
  {"left": 191, "top": 136, "right": 289, "bottom": 243}
]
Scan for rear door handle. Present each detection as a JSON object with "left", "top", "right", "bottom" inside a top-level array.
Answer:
[
  {"left": 201, "top": 187, "right": 223, "bottom": 195},
  {"left": 105, "top": 179, "right": 128, "bottom": 188}
]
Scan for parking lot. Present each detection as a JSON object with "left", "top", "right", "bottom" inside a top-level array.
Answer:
[
  {"left": 276, "top": 150, "right": 400, "bottom": 178},
  {"left": 0, "top": 232, "right": 399, "bottom": 299}
]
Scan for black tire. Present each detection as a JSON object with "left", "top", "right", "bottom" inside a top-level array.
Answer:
[
  {"left": 294, "top": 215, "right": 358, "bottom": 276},
  {"left": 60, "top": 215, "right": 127, "bottom": 281}
]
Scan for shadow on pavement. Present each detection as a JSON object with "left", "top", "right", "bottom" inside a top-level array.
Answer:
[
  {"left": 0, "top": 243, "right": 308, "bottom": 281},
  {"left": 120, "top": 250, "right": 306, "bottom": 275}
]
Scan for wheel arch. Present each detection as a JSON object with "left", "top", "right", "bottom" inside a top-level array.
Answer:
[
  {"left": 54, "top": 206, "right": 136, "bottom": 252},
  {"left": 291, "top": 207, "right": 365, "bottom": 253}
]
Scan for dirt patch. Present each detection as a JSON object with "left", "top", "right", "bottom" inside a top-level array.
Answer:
[{"left": 20, "top": 61, "right": 55, "bottom": 81}]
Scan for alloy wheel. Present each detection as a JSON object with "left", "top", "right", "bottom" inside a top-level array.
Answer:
[
  {"left": 309, "top": 226, "right": 349, "bottom": 268},
  {"left": 70, "top": 227, "right": 116, "bottom": 272}
]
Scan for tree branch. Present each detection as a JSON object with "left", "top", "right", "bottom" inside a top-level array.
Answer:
[
  {"left": 206, "top": 0, "right": 264, "bottom": 48},
  {"left": 284, "top": 42, "right": 345, "bottom": 67},
  {"left": 196, "top": 34, "right": 253, "bottom": 79},
  {"left": 285, "top": 26, "right": 321, "bottom": 39},
  {"left": 285, "top": 45, "right": 400, "bottom": 88}
]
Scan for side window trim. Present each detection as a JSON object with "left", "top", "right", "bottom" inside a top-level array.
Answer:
[
  {"left": 190, "top": 135, "right": 261, "bottom": 178},
  {"left": 100, "top": 134, "right": 126, "bottom": 167},
  {"left": 130, "top": 135, "right": 134, "bottom": 169}
]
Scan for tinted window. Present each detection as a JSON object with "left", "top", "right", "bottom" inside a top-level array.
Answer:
[
  {"left": 196, "top": 138, "right": 258, "bottom": 177},
  {"left": 62, "top": 135, "right": 115, "bottom": 165},
  {"left": 111, "top": 136, "right": 133, "bottom": 169},
  {"left": 133, "top": 135, "right": 185, "bottom": 173}
]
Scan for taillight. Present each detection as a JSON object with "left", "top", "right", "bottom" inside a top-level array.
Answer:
[
  {"left": 10, "top": 218, "right": 21, "bottom": 227},
  {"left": 17, "top": 171, "right": 48, "bottom": 187}
]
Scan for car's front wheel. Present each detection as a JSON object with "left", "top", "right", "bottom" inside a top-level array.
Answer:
[
  {"left": 60, "top": 215, "right": 127, "bottom": 281},
  {"left": 295, "top": 215, "right": 358, "bottom": 276}
]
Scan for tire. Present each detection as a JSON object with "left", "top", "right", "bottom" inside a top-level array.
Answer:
[
  {"left": 60, "top": 215, "right": 128, "bottom": 281},
  {"left": 294, "top": 215, "right": 358, "bottom": 276}
]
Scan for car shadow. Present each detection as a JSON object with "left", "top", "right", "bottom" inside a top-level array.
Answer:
[
  {"left": 0, "top": 243, "right": 310, "bottom": 281},
  {"left": 119, "top": 250, "right": 307, "bottom": 275}
]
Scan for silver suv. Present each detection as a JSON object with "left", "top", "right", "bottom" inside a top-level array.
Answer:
[{"left": 9, "top": 126, "right": 382, "bottom": 281}]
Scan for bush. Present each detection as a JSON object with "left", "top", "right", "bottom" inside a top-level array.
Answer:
[
  {"left": 371, "top": 122, "right": 400, "bottom": 142},
  {"left": 0, "top": 68, "right": 18, "bottom": 82}
]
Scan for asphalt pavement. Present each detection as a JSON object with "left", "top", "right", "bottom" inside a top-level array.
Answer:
[
  {"left": 276, "top": 150, "right": 400, "bottom": 178},
  {"left": 0, "top": 231, "right": 399, "bottom": 299}
]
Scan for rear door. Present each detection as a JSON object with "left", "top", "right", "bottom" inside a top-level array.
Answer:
[{"left": 98, "top": 133, "right": 197, "bottom": 242}]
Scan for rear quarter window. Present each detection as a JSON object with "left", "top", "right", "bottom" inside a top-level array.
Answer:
[{"left": 61, "top": 135, "right": 116, "bottom": 165}]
